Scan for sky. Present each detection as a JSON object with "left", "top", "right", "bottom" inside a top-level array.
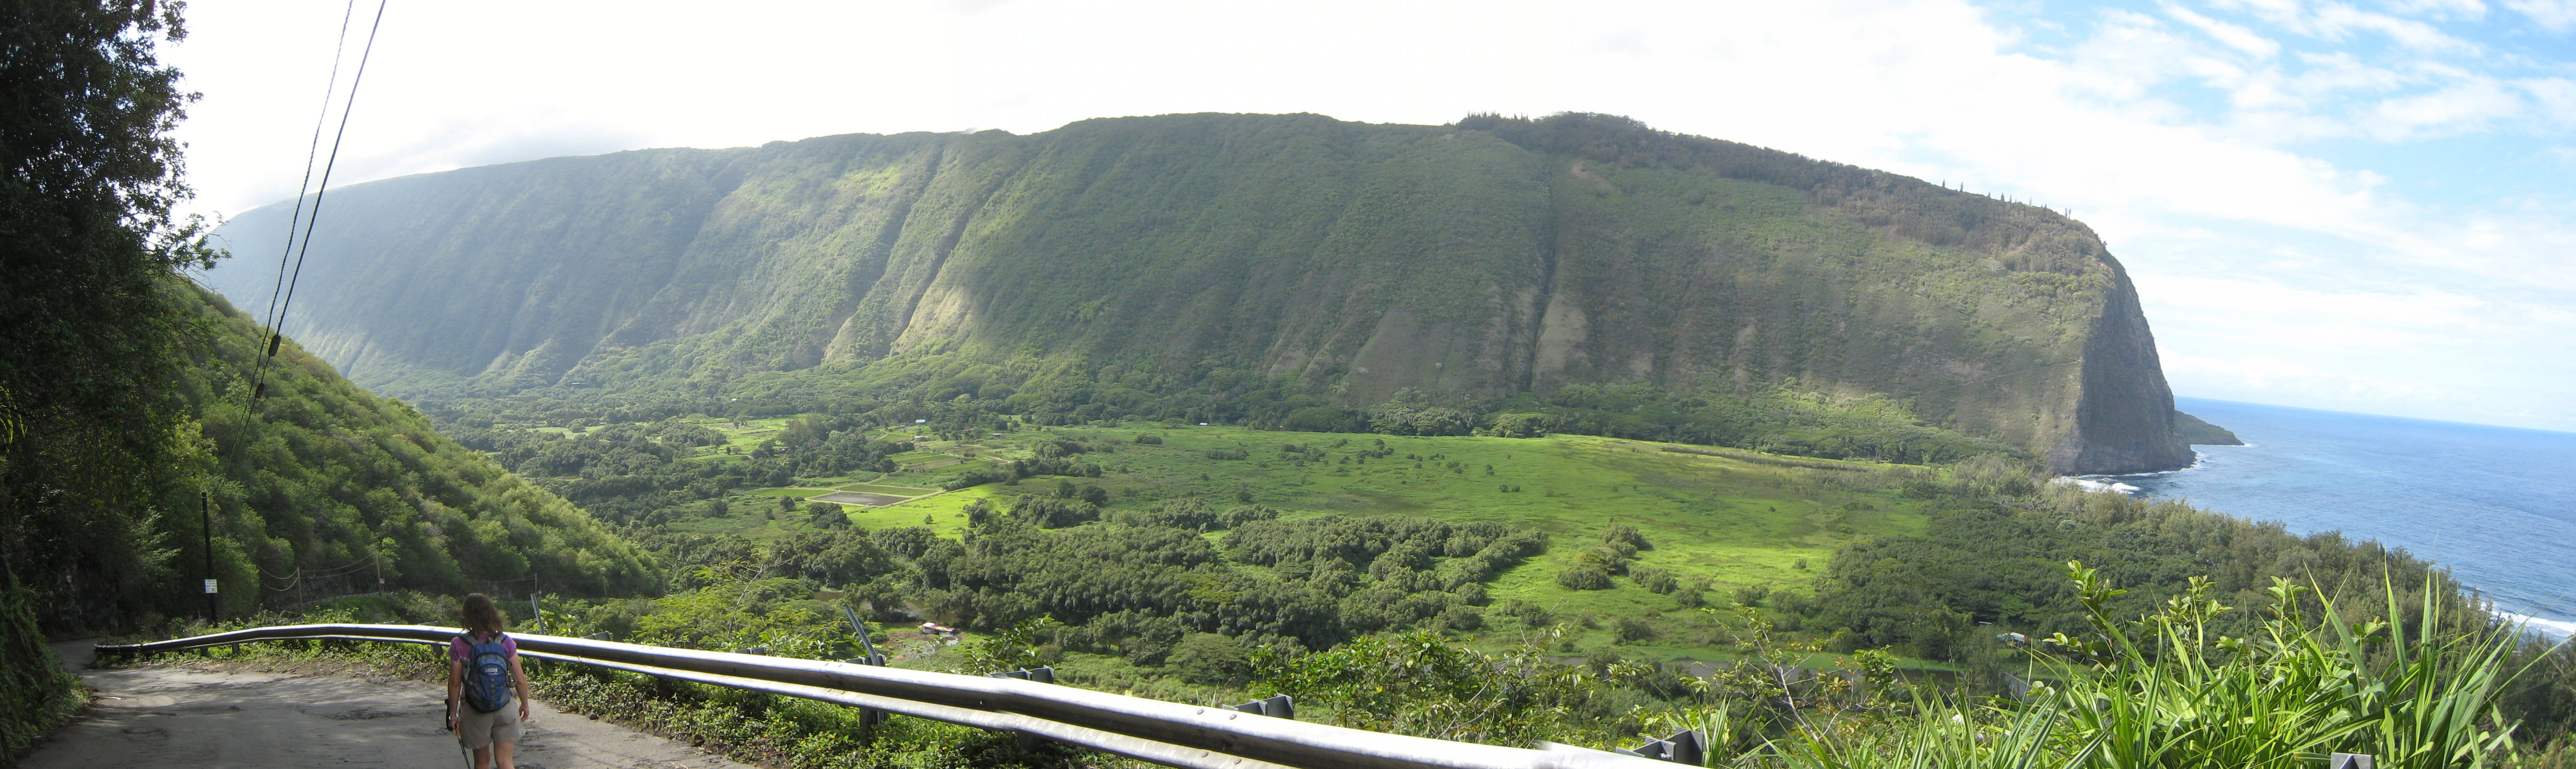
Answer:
[{"left": 161, "top": 0, "right": 2576, "bottom": 432}]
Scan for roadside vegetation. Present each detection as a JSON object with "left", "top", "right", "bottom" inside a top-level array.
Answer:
[
  {"left": 114, "top": 549, "right": 2574, "bottom": 769},
  {"left": 134, "top": 406, "right": 2573, "bottom": 766}
]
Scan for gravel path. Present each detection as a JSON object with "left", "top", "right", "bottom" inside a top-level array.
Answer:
[{"left": 26, "top": 639, "right": 758, "bottom": 769}]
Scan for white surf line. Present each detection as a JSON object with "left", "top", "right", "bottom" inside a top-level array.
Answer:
[
  {"left": 2493, "top": 609, "right": 2576, "bottom": 641},
  {"left": 2051, "top": 476, "right": 2143, "bottom": 495}
]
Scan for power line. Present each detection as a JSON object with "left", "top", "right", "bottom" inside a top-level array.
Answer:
[
  {"left": 242, "top": 0, "right": 388, "bottom": 409},
  {"left": 212, "top": 0, "right": 392, "bottom": 618},
  {"left": 252, "top": 0, "right": 360, "bottom": 360},
  {"left": 267, "top": 0, "right": 390, "bottom": 381}
]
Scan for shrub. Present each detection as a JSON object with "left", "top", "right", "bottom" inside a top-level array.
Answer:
[
  {"left": 1556, "top": 563, "right": 1612, "bottom": 590},
  {"left": 1630, "top": 567, "right": 1677, "bottom": 594},
  {"left": 1602, "top": 523, "right": 1650, "bottom": 551},
  {"left": 1253, "top": 629, "right": 1595, "bottom": 745},
  {"left": 1486, "top": 412, "right": 1548, "bottom": 438},
  {"left": 1010, "top": 496, "right": 1099, "bottom": 528},
  {"left": 1434, "top": 606, "right": 1484, "bottom": 632},
  {"left": 1498, "top": 599, "right": 1555, "bottom": 628},
  {"left": 1217, "top": 504, "right": 1279, "bottom": 528},
  {"left": 1576, "top": 546, "right": 1630, "bottom": 575},
  {"left": 1612, "top": 616, "right": 1654, "bottom": 642}
]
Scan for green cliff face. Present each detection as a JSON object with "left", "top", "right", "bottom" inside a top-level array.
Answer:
[{"left": 207, "top": 113, "right": 2193, "bottom": 474}]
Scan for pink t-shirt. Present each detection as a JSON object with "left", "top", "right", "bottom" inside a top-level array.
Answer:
[{"left": 450, "top": 631, "right": 517, "bottom": 665}]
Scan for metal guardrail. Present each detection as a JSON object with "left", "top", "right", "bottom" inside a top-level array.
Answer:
[{"left": 94, "top": 624, "right": 1670, "bottom": 769}]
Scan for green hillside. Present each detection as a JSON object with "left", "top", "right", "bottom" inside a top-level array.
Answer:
[
  {"left": 7, "top": 280, "right": 657, "bottom": 630},
  {"left": 2175, "top": 409, "right": 2245, "bottom": 445},
  {"left": 181, "top": 283, "right": 658, "bottom": 615},
  {"left": 206, "top": 112, "right": 2195, "bottom": 475}
]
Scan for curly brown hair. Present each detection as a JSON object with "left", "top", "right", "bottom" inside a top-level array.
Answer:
[{"left": 457, "top": 593, "right": 507, "bottom": 636}]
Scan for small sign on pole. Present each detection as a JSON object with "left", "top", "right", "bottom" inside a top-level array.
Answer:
[{"left": 202, "top": 579, "right": 218, "bottom": 594}]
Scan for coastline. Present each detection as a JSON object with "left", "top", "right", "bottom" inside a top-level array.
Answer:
[
  {"left": 2057, "top": 443, "right": 2573, "bottom": 641},
  {"left": 2497, "top": 609, "right": 2576, "bottom": 640}
]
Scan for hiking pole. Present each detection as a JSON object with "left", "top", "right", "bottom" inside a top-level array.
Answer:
[{"left": 447, "top": 696, "right": 471, "bottom": 769}]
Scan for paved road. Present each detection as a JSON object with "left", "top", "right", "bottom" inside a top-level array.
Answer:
[{"left": 27, "top": 640, "right": 755, "bottom": 769}]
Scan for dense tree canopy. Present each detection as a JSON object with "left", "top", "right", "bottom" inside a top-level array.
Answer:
[{"left": 1, "top": 0, "right": 209, "bottom": 754}]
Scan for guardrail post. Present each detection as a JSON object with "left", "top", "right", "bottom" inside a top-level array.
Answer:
[
  {"left": 840, "top": 607, "right": 889, "bottom": 730},
  {"left": 1615, "top": 729, "right": 1705, "bottom": 765},
  {"left": 986, "top": 668, "right": 1057, "bottom": 749},
  {"left": 1231, "top": 694, "right": 1294, "bottom": 720},
  {"left": 986, "top": 667, "right": 1055, "bottom": 684}
]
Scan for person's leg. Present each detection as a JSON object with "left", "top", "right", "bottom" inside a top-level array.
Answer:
[
  {"left": 460, "top": 707, "right": 498, "bottom": 768},
  {"left": 488, "top": 704, "right": 524, "bottom": 769}
]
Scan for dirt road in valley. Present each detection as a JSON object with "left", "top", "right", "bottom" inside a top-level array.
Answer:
[{"left": 27, "top": 640, "right": 756, "bottom": 769}]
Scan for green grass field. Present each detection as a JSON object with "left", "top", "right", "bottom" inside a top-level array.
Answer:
[
  {"left": 839, "top": 483, "right": 936, "bottom": 496},
  {"left": 740, "top": 486, "right": 842, "bottom": 498}
]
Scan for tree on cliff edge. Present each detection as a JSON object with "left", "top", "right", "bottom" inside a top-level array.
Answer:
[{"left": 1, "top": 0, "right": 218, "bottom": 754}]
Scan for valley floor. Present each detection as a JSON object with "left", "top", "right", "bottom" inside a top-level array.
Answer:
[{"left": 730, "top": 425, "right": 1930, "bottom": 662}]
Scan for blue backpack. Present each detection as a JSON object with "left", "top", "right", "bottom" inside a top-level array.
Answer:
[{"left": 457, "top": 633, "right": 514, "bottom": 713}]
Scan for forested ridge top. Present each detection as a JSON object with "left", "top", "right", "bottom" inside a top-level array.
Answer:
[{"left": 206, "top": 111, "right": 2189, "bottom": 474}]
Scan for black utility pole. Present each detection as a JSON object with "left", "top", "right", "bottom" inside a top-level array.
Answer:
[{"left": 202, "top": 490, "right": 217, "bottom": 622}]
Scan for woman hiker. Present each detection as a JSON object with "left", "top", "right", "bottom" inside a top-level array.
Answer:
[{"left": 448, "top": 593, "right": 532, "bottom": 769}]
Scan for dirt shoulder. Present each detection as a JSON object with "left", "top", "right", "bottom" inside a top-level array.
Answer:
[{"left": 26, "top": 639, "right": 756, "bottom": 769}]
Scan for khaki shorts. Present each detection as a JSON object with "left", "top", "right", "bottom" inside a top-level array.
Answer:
[{"left": 456, "top": 702, "right": 523, "bottom": 749}]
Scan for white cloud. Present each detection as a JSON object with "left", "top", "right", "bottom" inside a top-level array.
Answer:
[
  {"left": 2168, "top": 4, "right": 2286, "bottom": 57},
  {"left": 2502, "top": 0, "right": 2576, "bottom": 29},
  {"left": 2384, "top": 0, "right": 2488, "bottom": 20},
  {"left": 2145, "top": 271, "right": 2576, "bottom": 429},
  {"left": 2309, "top": 3, "right": 2482, "bottom": 51},
  {"left": 2365, "top": 77, "right": 2526, "bottom": 137},
  {"left": 2528, "top": 77, "right": 2576, "bottom": 125}
]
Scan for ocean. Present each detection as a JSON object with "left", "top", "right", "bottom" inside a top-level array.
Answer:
[{"left": 2091, "top": 397, "right": 2576, "bottom": 639}]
